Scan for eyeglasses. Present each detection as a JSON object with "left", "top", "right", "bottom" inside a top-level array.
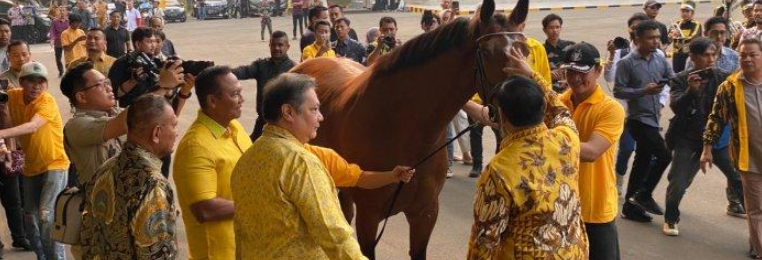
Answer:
[{"left": 81, "top": 79, "right": 112, "bottom": 92}]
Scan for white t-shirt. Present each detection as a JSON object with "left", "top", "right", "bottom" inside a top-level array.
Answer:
[{"left": 125, "top": 8, "right": 141, "bottom": 32}]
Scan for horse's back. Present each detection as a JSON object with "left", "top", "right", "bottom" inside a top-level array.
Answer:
[{"left": 290, "top": 57, "right": 366, "bottom": 90}]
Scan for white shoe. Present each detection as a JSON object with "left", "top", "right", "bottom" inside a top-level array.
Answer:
[
  {"left": 662, "top": 222, "right": 679, "bottom": 236},
  {"left": 446, "top": 168, "right": 454, "bottom": 178}
]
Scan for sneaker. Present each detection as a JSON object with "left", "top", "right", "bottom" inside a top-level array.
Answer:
[
  {"left": 662, "top": 222, "right": 679, "bottom": 236},
  {"left": 629, "top": 192, "right": 664, "bottom": 215},
  {"left": 446, "top": 168, "right": 454, "bottom": 178},
  {"left": 728, "top": 203, "right": 748, "bottom": 218}
]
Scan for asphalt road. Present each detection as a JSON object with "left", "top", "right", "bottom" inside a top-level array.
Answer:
[{"left": 0, "top": 3, "right": 753, "bottom": 259}]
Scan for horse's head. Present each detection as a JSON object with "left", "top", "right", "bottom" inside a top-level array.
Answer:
[{"left": 470, "top": 0, "right": 530, "bottom": 110}]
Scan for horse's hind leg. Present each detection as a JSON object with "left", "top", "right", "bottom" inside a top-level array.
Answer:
[
  {"left": 355, "top": 205, "right": 381, "bottom": 260},
  {"left": 405, "top": 200, "right": 440, "bottom": 260}
]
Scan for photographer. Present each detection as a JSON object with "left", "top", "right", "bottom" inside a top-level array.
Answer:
[
  {"left": 663, "top": 37, "right": 742, "bottom": 236},
  {"left": 366, "top": 16, "right": 401, "bottom": 65},
  {"left": 301, "top": 20, "right": 335, "bottom": 61}
]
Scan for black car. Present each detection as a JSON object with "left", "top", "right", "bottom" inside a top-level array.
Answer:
[
  {"left": 247, "top": 0, "right": 285, "bottom": 17},
  {"left": 164, "top": 0, "right": 186, "bottom": 22},
  {"left": 0, "top": 0, "right": 50, "bottom": 44}
]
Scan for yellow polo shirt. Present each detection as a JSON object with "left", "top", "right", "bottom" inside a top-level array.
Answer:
[
  {"left": 67, "top": 53, "right": 117, "bottom": 76},
  {"left": 559, "top": 85, "right": 625, "bottom": 223},
  {"left": 61, "top": 28, "right": 87, "bottom": 65},
  {"left": 302, "top": 42, "right": 336, "bottom": 61},
  {"left": 7, "top": 89, "right": 70, "bottom": 176},
  {"left": 527, "top": 37, "right": 552, "bottom": 84}
]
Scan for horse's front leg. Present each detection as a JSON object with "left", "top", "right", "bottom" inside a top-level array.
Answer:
[
  {"left": 405, "top": 198, "right": 439, "bottom": 260},
  {"left": 355, "top": 200, "right": 382, "bottom": 260}
]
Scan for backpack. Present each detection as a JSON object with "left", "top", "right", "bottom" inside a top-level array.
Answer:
[{"left": 52, "top": 186, "right": 84, "bottom": 245}]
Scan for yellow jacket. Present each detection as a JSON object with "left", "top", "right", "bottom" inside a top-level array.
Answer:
[{"left": 704, "top": 72, "right": 750, "bottom": 171}]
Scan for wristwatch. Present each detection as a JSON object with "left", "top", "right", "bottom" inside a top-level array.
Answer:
[{"left": 178, "top": 91, "right": 192, "bottom": 99}]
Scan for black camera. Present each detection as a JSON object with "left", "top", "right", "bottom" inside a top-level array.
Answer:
[
  {"left": 383, "top": 36, "right": 396, "bottom": 48},
  {"left": 181, "top": 60, "right": 215, "bottom": 76},
  {"left": 613, "top": 37, "right": 630, "bottom": 50},
  {"left": 127, "top": 52, "right": 160, "bottom": 85}
]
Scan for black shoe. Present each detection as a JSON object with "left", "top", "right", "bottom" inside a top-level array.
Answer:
[
  {"left": 728, "top": 202, "right": 747, "bottom": 218},
  {"left": 621, "top": 204, "right": 653, "bottom": 222},
  {"left": 468, "top": 165, "right": 482, "bottom": 178},
  {"left": 12, "top": 240, "right": 32, "bottom": 251},
  {"left": 629, "top": 192, "right": 664, "bottom": 215}
]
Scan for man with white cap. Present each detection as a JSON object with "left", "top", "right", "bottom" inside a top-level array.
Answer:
[
  {"left": 559, "top": 42, "right": 625, "bottom": 260},
  {"left": 669, "top": 0, "right": 702, "bottom": 73},
  {"left": 0, "top": 61, "right": 70, "bottom": 260}
]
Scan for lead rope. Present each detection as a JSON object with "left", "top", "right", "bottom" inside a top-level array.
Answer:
[{"left": 373, "top": 123, "right": 479, "bottom": 248}]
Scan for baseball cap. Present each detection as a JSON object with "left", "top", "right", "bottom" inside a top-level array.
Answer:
[
  {"left": 644, "top": 0, "right": 662, "bottom": 9},
  {"left": 681, "top": 1, "right": 696, "bottom": 10},
  {"left": 18, "top": 62, "right": 48, "bottom": 81},
  {"left": 561, "top": 42, "right": 601, "bottom": 73}
]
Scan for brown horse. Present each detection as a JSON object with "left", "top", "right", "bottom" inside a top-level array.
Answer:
[{"left": 290, "top": 0, "right": 529, "bottom": 258}]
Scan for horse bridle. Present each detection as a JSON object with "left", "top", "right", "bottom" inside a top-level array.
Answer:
[{"left": 474, "top": 31, "right": 526, "bottom": 123}]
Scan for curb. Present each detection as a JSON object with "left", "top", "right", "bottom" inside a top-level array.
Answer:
[{"left": 406, "top": 0, "right": 723, "bottom": 14}]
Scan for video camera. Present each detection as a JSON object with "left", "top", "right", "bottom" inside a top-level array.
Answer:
[{"left": 126, "top": 52, "right": 215, "bottom": 89}]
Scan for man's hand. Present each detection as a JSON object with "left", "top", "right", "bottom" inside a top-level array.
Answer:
[
  {"left": 392, "top": 166, "right": 415, "bottom": 183},
  {"left": 607, "top": 39, "right": 616, "bottom": 57},
  {"left": 0, "top": 140, "right": 9, "bottom": 157},
  {"left": 551, "top": 69, "right": 564, "bottom": 81},
  {"left": 502, "top": 46, "right": 533, "bottom": 78},
  {"left": 76, "top": 35, "right": 86, "bottom": 42},
  {"left": 180, "top": 73, "right": 196, "bottom": 94},
  {"left": 643, "top": 83, "right": 665, "bottom": 95},
  {"left": 158, "top": 60, "right": 184, "bottom": 89},
  {"left": 700, "top": 145, "right": 714, "bottom": 174},
  {"left": 687, "top": 73, "right": 703, "bottom": 93}
]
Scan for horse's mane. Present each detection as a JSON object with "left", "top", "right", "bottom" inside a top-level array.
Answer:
[{"left": 373, "top": 17, "right": 473, "bottom": 75}]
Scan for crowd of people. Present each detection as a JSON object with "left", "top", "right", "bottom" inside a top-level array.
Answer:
[{"left": 1, "top": 0, "right": 762, "bottom": 259}]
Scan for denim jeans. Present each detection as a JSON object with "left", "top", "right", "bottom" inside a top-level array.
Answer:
[
  {"left": 199, "top": 6, "right": 207, "bottom": 20},
  {"left": 23, "top": 170, "right": 67, "bottom": 260},
  {"left": 664, "top": 141, "right": 744, "bottom": 223},
  {"left": 446, "top": 126, "right": 454, "bottom": 167}
]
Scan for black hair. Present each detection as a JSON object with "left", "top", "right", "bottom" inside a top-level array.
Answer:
[
  {"left": 541, "top": 13, "right": 563, "bottom": 29},
  {"left": 379, "top": 16, "right": 397, "bottom": 28},
  {"left": 314, "top": 19, "right": 331, "bottom": 30},
  {"left": 634, "top": 20, "right": 660, "bottom": 38},
  {"left": 110, "top": 10, "right": 122, "bottom": 16},
  {"left": 126, "top": 94, "right": 172, "bottom": 133},
  {"left": 131, "top": 27, "right": 154, "bottom": 45},
  {"left": 60, "top": 62, "right": 94, "bottom": 106},
  {"left": 153, "top": 30, "right": 166, "bottom": 41},
  {"left": 704, "top": 16, "right": 729, "bottom": 32},
  {"left": 329, "top": 4, "right": 342, "bottom": 10},
  {"left": 494, "top": 75, "right": 546, "bottom": 127},
  {"left": 195, "top": 66, "right": 232, "bottom": 109},
  {"left": 272, "top": 30, "right": 288, "bottom": 40},
  {"left": 262, "top": 73, "right": 316, "bottom": 124},
  {"left": 308, "top": 6, "right": 327, "bottom": 21},
  {"left": 689, "top": 37, "right": 716, "bottom": 55},
  {"left": 335, "top": 17, "right": 350, "bottom": 27},
  {"left": 69, "top": 13, "right": 82, "bottom": 23},
  {"left": 627, "top": 12, "right": 650, "bottom": 27},
  {"left": 0, "top": 18, "right": 10, "bottom": 27},
  {"left": 8, "top": 40, "right": 29, "bottom": 53}
]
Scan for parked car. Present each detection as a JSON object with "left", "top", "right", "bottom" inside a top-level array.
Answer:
[
  {"left": 164, "top": 0, "right": 186, "bottom": 22},
  {"left": 0, "top": 0, "right": 50, "bottom": 43},
  {"left": 195, "top": 0, "right": 228, "bottom": 19},
  {"left": 247, "top": 0, "right": 285, "bottom": 17}
]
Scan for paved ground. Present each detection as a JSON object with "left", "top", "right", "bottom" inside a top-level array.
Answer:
[{"left": 0, "top": 3, "right": 753, "bottom": 259}]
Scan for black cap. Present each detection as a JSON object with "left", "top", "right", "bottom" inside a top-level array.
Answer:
[{"left": 561, "top": 42, "right": 601, "bottom": 73}]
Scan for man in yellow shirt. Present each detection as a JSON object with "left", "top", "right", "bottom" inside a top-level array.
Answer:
[
  {"left": 67, "top": 28, "right": 116, "bottom": 75},
  {"left": 468, "top": 49, "right": 587, "bottom": 259},
  {"left": 302, "top": 20, "right": 336, "bottom": 61},
  {"left": 61, "top": 14, "right": 87, "bottom": 67},
  {"left": 559, "top": 42, "right": 625, "bottom": 259},
  {"left": 0, "top": 62, "right": 70, "bottom": 260},
  {"left": 95, "top": 0, "right": 109, "bottom": 28},
  {"left": 179, "top": 69, "right": 412, "bottom": 259}
]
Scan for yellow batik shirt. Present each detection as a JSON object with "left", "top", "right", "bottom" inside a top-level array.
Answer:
[
  {"left": 230, "top": 125, "right": 367, "bottom": 260},
  {"left": 467, "top": 79, "right": 588, "bottom": 259}
]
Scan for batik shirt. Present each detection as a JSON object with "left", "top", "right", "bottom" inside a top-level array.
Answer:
[
  {"left": 80, "top": 142, "right": 177, "bottom": 260},
  {"left": 468, "top": 73, "right": 588, "bottom": 259}
]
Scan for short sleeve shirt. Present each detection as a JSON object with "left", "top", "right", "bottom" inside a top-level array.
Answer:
[
  {"left": 302, "top": 42, "right": 336, "bottom": 61},
  {"left": 7, "top": 89, "right": 70, "bottom": 176},
  {"left": 559, "top": 86, "right": 625, "bottom": 223},
  {"left": 61, "top": 28, "right": 87, "bottom": 65},
  {"left": 305, "top": 145, "right": 362, "bottom": 187},
  {"left": 64, "top": 109, "right": 123, "bottom": 185}
]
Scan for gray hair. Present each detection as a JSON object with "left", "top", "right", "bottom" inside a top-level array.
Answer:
[
  {"left": 261, "top": 73, "right": 316, "bottom": 124},
  {"left": 366, "top": 27, "right": 380, "bottom": 45},
  {"left": 127, "top": 94, "right": 172, "bottom": 133}
]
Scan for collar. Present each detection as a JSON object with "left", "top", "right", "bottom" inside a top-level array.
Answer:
[
  {"left": 88, "top": 52, "right": 106, "bottom": 62},
  {"left": 197, "top": 111, "right": 229, "bottom": 139},
  {"left": 501, "top": 124, "right": 548, "bottom": 149},
  {"left": 123, "top": 142, "right": 163, "bottom": 169},
  {"left": 73, "top": 108, "right": 110, "bottom": 117},
  {"left": 632, "top": 49, "right": 655, "bottom": 60},
  {"left": 262, "top": 124, "right": 303, "bottom": 145},
  {"left": 336, "top": 37, "right": 352, "bottom": 46}
]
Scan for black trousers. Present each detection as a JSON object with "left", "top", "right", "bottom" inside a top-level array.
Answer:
[
  {"left": 624, "top": 119, "right": 672, "bottom": 200},
  {"left": 292, "top": 13, "right": 304, "bottom": 38},
  {"left": 0, "top": 174, "right": 27, "bottom": 244},
  {"left": 250, "top": 117, "right": 266, "bottom": 141},
  {"left": 468, "top": 117, "right": 501, "bottom": 168},
  {"left": 54, "top": 47, "right": 64, "bottom": 75},
  {"left": 586, "top": 221, "right": 621, "bottom": 260},
  {"left": 673, "top": 52, "right": 689, "bottom": 74},
  {"left": 161, "top": 156, "right": 171, "bottom": 179}
]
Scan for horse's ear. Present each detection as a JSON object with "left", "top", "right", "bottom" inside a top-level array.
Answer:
[
  {"left": 508, "top": 0, "right": 529, "bottom": 26},
  {"left": 479, "top": 0, "right": 495, "bottom": 24}
]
